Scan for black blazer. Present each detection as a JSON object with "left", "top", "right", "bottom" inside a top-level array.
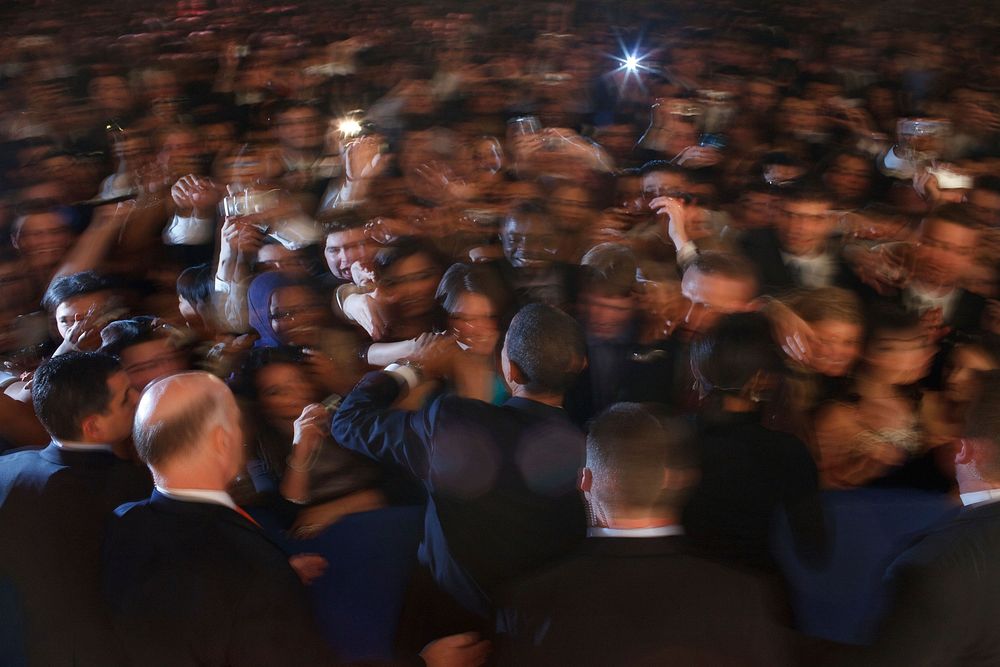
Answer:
[
  {"left": 0, "top": 443, "right": 151, "bottom": 666},
  {"left": 829, "top": 500, "right": 1000, "bottom": 666},
  {"left": 331, "top": 372, "right": 587, "bottom": 617},
  {"left": 496, "top": 535, "right": 793, "bottom": 667},
  {"left": 102, "top": 490, "right": 336, "bottom": 667}
]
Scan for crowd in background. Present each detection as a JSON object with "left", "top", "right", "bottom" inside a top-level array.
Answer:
[{"left": 2, "top": 0, "right": 1000, "bottom": 664}]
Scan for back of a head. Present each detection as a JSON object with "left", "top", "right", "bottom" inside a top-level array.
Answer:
[
  {"left": 691, "top": 312, "right": 782, "bottom": 396},
  {"left": 132, "top": 372, "right": 229, "bottom": 469},
  {"left": 99, "top": 316, "right": 166, "bottom": 358},
  {"left": 32, "top": 351, "right": 121, "bottom": 441},
  {"left": 964, "top": 371, "right": 1000, "bottom": 464},
  {"left": 505, "top": 303, "right": 586, "bottom": 395},
  {"left": 176, "top": 264, "right": 213, "bottom": 306},
  {"left": 587, "top": 403, "right": 696, "bottom": 514}
]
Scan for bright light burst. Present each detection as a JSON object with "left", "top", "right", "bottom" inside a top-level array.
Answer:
[{"left": 606, "top": 33, "right": 659, "bottom": 92}]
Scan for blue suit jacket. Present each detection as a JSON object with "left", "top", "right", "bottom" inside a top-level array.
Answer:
[
  {"left": 331, "top": 372, "right": 587, "bottom": 617},
  {"left": 0, "top": 443, "right": 151, "bottom": 666}
]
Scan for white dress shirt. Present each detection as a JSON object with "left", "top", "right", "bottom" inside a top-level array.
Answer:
[
  {"left": 781, "top": 250, "right": 836, "bottom": 289},
  {"left": 960, "top": 489, "right": 1000, "bottom": 508},
  {"left": 156, "top": 485, "right": 238, "bottom": 511},
  {"left": 52, "top": 439, "right": 113, "bottom": 453},
  {"left": 587, "top": 525, "right": 685, "bottom": 538}
]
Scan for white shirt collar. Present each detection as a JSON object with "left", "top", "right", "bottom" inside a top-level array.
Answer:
[
  {"left": 780, "top": 250, "right": 835, "bottom": 289},
  {"left": 156, "top": 485, "right": 237, "bottom": 511},
  {"left": 588, "top": 525, "right": 685, "bottom": 538},
  {"left": 960, "top": 489, "right": 1000, "bottom": 508},
  {"left": 52, "top": 439, "right": 114, "bottom": 453}
]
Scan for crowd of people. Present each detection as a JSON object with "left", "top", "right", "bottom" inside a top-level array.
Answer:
[{"left": 2, "top": 0, "right": 1000, "bottom": 664}]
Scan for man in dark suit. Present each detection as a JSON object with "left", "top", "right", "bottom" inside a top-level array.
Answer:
[
  {"left": 331, "top": 304, "right": 588, "bottom": 629},
  {"left": 102, "top": 371, "right": 339, "bottom": 667},
  {"left": 739, "top": 185, "right": 858, "bottom": 296},
  {"left": 0, "top": 352, "right": 151, "bottom": 666},
  {"left": 496, "top": 402, "right": 793, "bottom": 667},
  {"left": 828, "top": 372, "right": 1000, "bottom": 666}
]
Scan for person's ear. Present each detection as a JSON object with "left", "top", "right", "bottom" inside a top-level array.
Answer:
[
  {"left": 957, "top": 437, "right": 989, "bottom": 467},
  {"left": 79, "top": 414, "right": 103, "bottom": 442},
  {"left": 506, "top": 358, "right": 528, "bottom": 387},
  {"left": 578, "top": 467, "right": 593, "bottom": 493},
  {"left": 741, "top": 370, "right": 771, "bottom": 403}
]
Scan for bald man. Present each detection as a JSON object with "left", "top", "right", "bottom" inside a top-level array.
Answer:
[{"left": 101, "top": 372, "right": 337, "bottom": 667}]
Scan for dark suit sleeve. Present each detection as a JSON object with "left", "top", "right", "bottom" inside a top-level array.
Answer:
[
  {"left": 330, "top": 371, "right": 440, "bottom": 480},
  {"left": 825, "top": 543, "right": 970, "bottom": 666}
]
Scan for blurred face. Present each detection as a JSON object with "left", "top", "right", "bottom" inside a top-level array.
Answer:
[
  {"left": 94, "top": 371, "right": 140, "bottom": 444},
  {"left": 378, "top": 253, "right": 441, "bottom": 321},
  {"left": 641, "top": 170, "right": 688, "bottom": 205},
  {"left": 809, "top": 319, "right": 863, "bottom": 377},
  {"left": 502, "top": 216, "right": 559, "bottom": 268},
  {"left": 325, "top": 228, "right": 375, "bottom": 280},
  {"left": 276, "top": 107, "right": 322, "bottom": 152},
  {"left": 549, "top": 186, "right": 592, "bottom": 232},
  {"left": 581, "top": 292, "right": 634, "bottom": 342},
  {"left": 256, "top": 362, "right": 316, "bottom": 425},
  {"left": 449, "top": 292, "right": 500, "bottom": 356},
  {"left": 944, "top": 345, "right": 998, "bottom": 404},
  {"left": 778, "top": 200, "right": 837, "bottom": 257},
  {"left": 914, "top": 219, "right": 978, "bottom": 289},
  {"left": 13, "top": 213, "right": 74, "bottom": 274},
  {"left": 679, "top": 269, "right": 756, "bottom": 339},
  {"left": 269, "top": 286, "right": 325, "bottom": 347},
  {"left": 826, "top": 155, "right": 871, "bottom": 202},
  {"left": 158, "top": 129, "right": 202, "bottom": 176},
  {"left": 55, "top": 291, "right": 114, "bottom": 340},
  {"left": 90, "top": 75, "right": 132, "bottom": 114},
  {"left": 864, "top": 328, "right": 935, "bottom": 385},
  {"left": 256, "top": 244, "right": 310, "bottom": 276},
  {"left": 120, "top": 339, "right": 187, "bottom": 392}
]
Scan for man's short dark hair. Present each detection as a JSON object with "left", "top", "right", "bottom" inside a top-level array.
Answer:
[
  {"left": 638, "top": 160, "right": 688, "bottom": 179},
  {"left": 505, "top": 303, "right": 585, "bottom": 394},
  {"left": 42, "top": 271, "right": 113, "bottom": 312},
  {"left": 320, "top": 209, "right": 367, "bottom": 233},
  {"left": 686, "top": 251, "right": 759, "bottom": 290},
  {"left": 32, "top": 351, "right": 121, "bottom": 441},
  {"left": 587, "top": 402, "right": 696, "bottom": 512}
]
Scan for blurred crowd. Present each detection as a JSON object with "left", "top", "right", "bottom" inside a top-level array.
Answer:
[{"left": 3, "top": 0, "right": 1000, "bottom": 664}]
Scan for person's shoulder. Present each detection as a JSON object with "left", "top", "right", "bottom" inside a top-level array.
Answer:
[{"left": 891, "top": 505, "right": 1000, "bottom": 578}]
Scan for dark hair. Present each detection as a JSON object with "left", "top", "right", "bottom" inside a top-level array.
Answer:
[
  {"left": 42, "top": 271, "right": 113, "bottom": 312},
  {"left": 229, "top": 345, "right": 310, "bottom": 402},
  {"left": 973, "top": 175, "right": 1000, "bottom": 196},
  {"left": 638, "top": 160, "right": 688, "bottom": 179},
  {"left": 691, "top": 312, "right": 782, "bottom": 397},
  {"left": 321, "top": 209, "right": 367, "bottom": 233},
  {"left": 686, "top": 251, "right": 759, "bottom": 290},
  {"left": 580, "top": 243, "right": 638, "bottom": 298},
  {"left": 782, "top": 182, "right": 834, "bottom": 206},
  {"left": 863, "top": 305, "right": 922, "bottom": 349},
  {"left": 505, "top": 303, "right": 586, "bottom": 394},
  {"left": 32, "top": 351, "right": 121, "bottom": 440},
  {"left": 505, "top": 199, "right": 548, "bottom": 227},
  {"left": 587, "top": 402, "right": 696, "bottom": 512},
  {"left": 436, "top": 262, "right": 512, "bottom": 323},
  {"left": 176, "top": 264, "right": 213, "bottom": 306},
  {"left": 99, "top": 316, "right": 174, "bottom": 358},
  {"left": 373, "top": 236, "right": 445, "bottom": 282}
]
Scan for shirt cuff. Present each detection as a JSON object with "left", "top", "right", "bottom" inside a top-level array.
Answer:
[{"left": 383, "top": 363, "right": 421, "bottom": 392}]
